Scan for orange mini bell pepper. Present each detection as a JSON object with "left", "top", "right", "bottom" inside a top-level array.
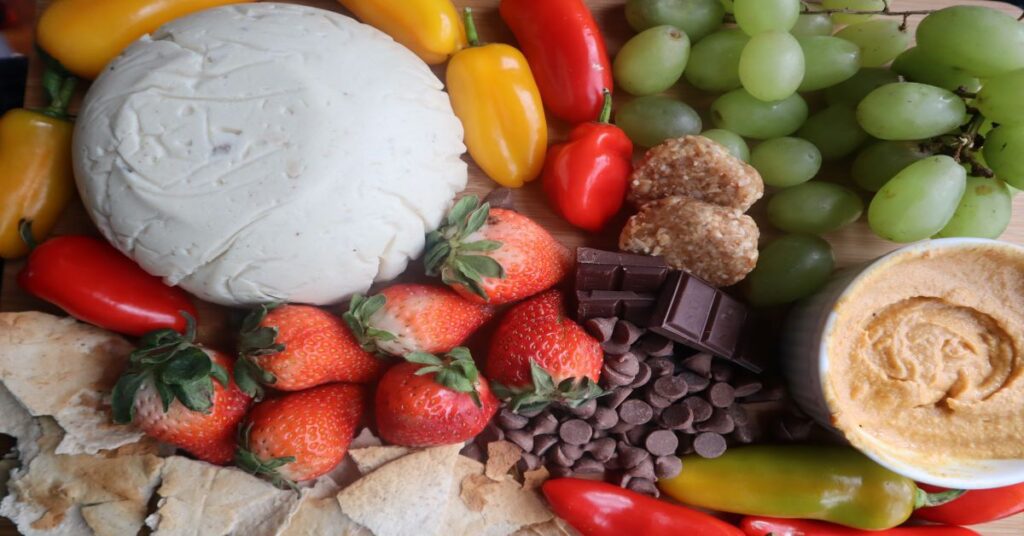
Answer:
[
  {"left": 446, "top": 8, "right": 547, "bottom": 188},
  {"left": 37, "top": 0, "right": 247, "bottom": 79},
  {"left": 338, "top": 0, "right": 466, "bottom": 65}
]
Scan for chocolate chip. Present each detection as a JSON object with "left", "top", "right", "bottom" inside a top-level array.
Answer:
[
  {"left": 460, "top": 442, "right": 484, "bottom": 462},
  {"left": 584, "top": 437, "right": 617, "bottom": 462},
  {"left": 572, "top": 455, "right": 605, "bottom": 475},
  {"left": 608, "top": 420, "right": 635, "bottom": 434},
  {"left": 639, "top": 334, "right": 675, "bottom": 357},
  {"left": 658, "top": 404, "right": 694, "bottom": 430},
  {"left": 584, "top": 317, "right": 617, "bottom": 342},
  {"left": 681, "top": 353, "right": 713, "bottom": 377},
  {"left": 628, "top": 455, "right": 657, "bottom": 482},
  {"left": 478, "top": 422, "right": 504, "bottom": 444},
  {"left": 559, "top": 419, "right": 594, "bottom": 446},
  {"left": 549, "top": 465, "right": 574, "bottom": 478},
  {"left": 628, "top": 363, "right": 652, "bottom": 388},
  {"left": 533, "top": 434, "right": 559, "bottom": 456},
  {"left": 531, "top": 413, "right": 559, "bottom": 436},
  {"left": 618, "top": 445, "right": 650, "bottom": 469},
  {"left": 732, "top": 378, "right": 763, "bottom": 398},
  {"left": 711, "top": 360, "right": 735, "bottom": 382},
  {"left": 617, "top": 473, "right": 633, "bottom": 488},
  {"left": 708, "top": 382, "right": 736, "bottom": 408},
  {"left": 653, "top": 375, "right": 688, "bottom": 400},
  {"left": 612, "top": 320, "right": 644, "bottom": 346},
  {"left": 497, "top": 409, "right": 529, "bottom": 430},
  {"left": 731, "top": 424, "right": 755, "bottom": 444},
  {"left": 696, "top": 408, "right": 735, "bottom": 434},
  {"left": 603, "top": 387, "right": 633, "bottom": 410},
  {"left": 483, "top": 188, "right": 515, "bottom": 211},
  {"left": 680, "top": 371, "right": 710, "bottom": 392},
  {"left": 505, "top": 429, "right": 535, "bottom": 452},
  {"left": 601, "top": 340, "right": 632, "bottom": 355},
  {"left": 646, "top": 357, "right": 676, "bottom": 378},
  {"left": 517, "top": 452, "right": 541, "bottom": 472},
  {"left": 644, "top": 430, "right": 679, "bottom": 456},
  {"left": 606, "top": 352, "right": 640, "bottom": 378},
  {"left": 693, "top": 432, "right": 727, "bottom": 458},
  {"left": 569, "top": 398, "right": 598, "bottom": 419},
  {"left": 644, "top": 389, "right": 673, "bottom": 409},
  {"left": 683, "top": 396, "right": 713, "bottom": 423},
  {"left": 728, "top": 404, "right": 750, "bottom": 427},
  {"left": 625, "top": 477, "right": 659, "bottom": 497},
  {"left": 678, "top": 434, "right": 695, "bottom": 455},
  {"left": 743, "top": 383, "right": 785, "bottom": 402},
  {"left": 590, "top": 406, "right": 620, "bottom": 431},
  {"left": 516, "top": 405, "right": 546, "bottom": 418},
  {"left": 655, "top": 455, "right": 683, "bottom": 479},
  {"left": 624, "top": 425, "right": 650, "bottom": 446},
  {"left": 618, "top": 400, "right": 654, "bottom": 425},
  {"left": 602, "top": 363, "right": 635, "bottom": 387}
]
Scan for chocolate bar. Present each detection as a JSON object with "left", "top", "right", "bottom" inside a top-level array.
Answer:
[
  {"left": 576, "top": 290, "right": 659, "bottom": 325},
  {"left": 576, "top": 248, "right": 670, "bottom": 292}
]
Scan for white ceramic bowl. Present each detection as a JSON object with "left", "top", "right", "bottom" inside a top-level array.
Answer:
[{"left": 782, "top": 238, "right": 1024, "bottom": 489}]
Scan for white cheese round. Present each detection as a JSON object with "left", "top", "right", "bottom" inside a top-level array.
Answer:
[{"left": 74, "top": 3, "right": 467, "bottom": 306}]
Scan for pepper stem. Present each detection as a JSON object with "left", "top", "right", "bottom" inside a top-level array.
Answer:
[
  {"left": 18, "top": 220, "right": 37, "bottom": 252},
  {"left": 914, "top": 487, "right": 967, "bottom": 509},
  {"left": 597, "top": 88, "right": 612, "bottom": 124},
  {"left": 37, "top": 48, "right": 77, "bottom": 121},
  {"left": 463, "top": 7, "right": 480, "bottom": 47}
]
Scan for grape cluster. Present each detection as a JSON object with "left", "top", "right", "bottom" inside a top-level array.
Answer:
[{"left": 614, "top": 0, "right": 1024, "bottom": 305}]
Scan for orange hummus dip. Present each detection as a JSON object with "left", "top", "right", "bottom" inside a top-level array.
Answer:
[{"left": 825, "top": 243, "right": 1024, "bottom": 464}]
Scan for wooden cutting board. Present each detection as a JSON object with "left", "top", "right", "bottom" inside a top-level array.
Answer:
[{"left": 2, "top": 0, "right": 1022, "bottom": 534}]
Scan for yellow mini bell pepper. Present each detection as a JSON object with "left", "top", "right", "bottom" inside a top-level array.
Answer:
[
  {"left": 37, "top": 0, "right": 247, "bottom": 79},
  {"left": 338, "top": 0, "right": 466, "bottom": 65},
  {"left": 0, "top": 64, "right": 76, "bottom": 259},
  {"left": 447, "top": 9, "right": 548, "bottom": 188}
]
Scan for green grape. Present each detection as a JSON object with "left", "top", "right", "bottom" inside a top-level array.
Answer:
[
  {"left": 791, "top": 13, "right": 833, "bottom": 37},
  {"left": 739, "top": 31, "right": 805, "bottom": 102},
  {"left": 834, "top": 20, "right": 912, "bottom": 68},
  {"left": 711, "top": 89, "right": 808, "bottom": 139},
  {"left": 745, "top": 234, "right": 835, "bottom": 307},
  {"left": 615, "top": 96, "right": 703, "bottom": 148},
  {"left": 824, "top": 67, "right": 900, "bottom": 107},
  {"left": 720, "top": 0, "right": 733, "bottom": 13},
  {"left": 857, "top": 83, "right": 967, "bottom": 141},
  {"left": 852, "top": 141, "right": 931, "bottom": 192},
  {"left": 917, "top": 6, "right": 1024, "bottom": 77},
  {"left": 798, "top": 105, "right": 869, "bottom": 161},
  {"left": 867, "top": 155, "right": 967, "bottom": 242},
  {"left": 822, "top": 0, "right": 888, "bottom": 25},
  {"left": 614, "top": 26, "right": 691, "bottom": 96},
  {"left": 701, "top": 129, "right": 750, "bottom": 162},
  {"left": 984, "top": 124, "right": 1024, "bottom": 189},
  {"left": 733, "top": 0, "right": 800, "bottom": 35},
  {"left": 976, "top": 69, "right": 1024, "bottom": 126},
  {"left": 934, "top": 177, "right": 1012, "bottom": 239},
  {"left": 750, "top": 137, "right": 821, "bottom": 187},
  {"left": 891, "top": 47, "right": 982, "bottom": 93},
  {"left": 767, "top": 182, "right": 864, "bottom": 234},
  {"left": 798, "top": 36, "right": 860, "bottom": 92},
  {"left": 685, "top": 29, "right": 748, "bottom": 92},
  {"left": 625, "top": 0, "right": 726, "bottom": 42}
]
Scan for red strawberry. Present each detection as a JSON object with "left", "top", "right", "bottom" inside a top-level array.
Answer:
[
  {"left": 424, "top": 195, "right": 572, "bottom": 305},
  {"left": 486, "top": 290, "right": 604, "bottom": 412},
  {"left": 344, "top": 284, "right": 493, "bottom": 356},
  {"left": 375, "top": 347, "right": 498, "bottom": 447},
  {"left": 112, "top": 315, "right": 252, "bottom": 465},
  {"left": 235, "top": 383, "right": 365, "bottom": 487},
  {"left": 234, "top": 304, "right": 384, "bottom": 398}
]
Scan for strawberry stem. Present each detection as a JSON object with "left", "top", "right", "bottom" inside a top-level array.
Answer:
[
  {"left": 424, "top": 195, "right": 506, "bottom": 301},
  {"left": 407, "top": 347, "right": 484, "bottom": 407},
  {"left": 234, "top": 423, "right": 299, "bottom": 492},
  {"left": 492, "top": 360, "right": 606, "bottom": 414}
]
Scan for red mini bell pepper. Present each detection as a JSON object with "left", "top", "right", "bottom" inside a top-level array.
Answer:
[
  {"left": 500, "top": 0, "right": 613, "bottom": 123},
  {"left": 17, "top": 230, "right": 197, "bottom": 336},
  {"left": 741, "top": 517, "right": 980, "bottom": 536},
  {"left": 914, "top": 482, "right": 1024, "bottom": 525},
  {"left": 542, "top": 478, "right": 744, "bottom": 536},
  {"left": 542, "top": 89, "right": 632, "bottom": 231}
]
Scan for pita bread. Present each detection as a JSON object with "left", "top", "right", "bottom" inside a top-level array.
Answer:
[
  {"left": 349, "top": 427, "right": 383, "bottom": 449},
  {"left": 485, "top": 441, "right": 522, "bottom": 481},
  {"left": 337, "top": 444, "right": 462, "bottom": 536},
  {"left": 441, "top": 456, "right": 554, "bottom": 536},
  {"left": 348, "top": 446, "right": 411, "bottom": 475},
  {"left": 0, "top": 382, "right": 41, "bottom": 464},
  {"left": 0, "top": 312, "right": 143, "bottom": 454},
  {"left": 81, "top": 500, "right": 151, "bottom": 536},
  {"left": 512, "top": 518, "right": 580, "bottom": 536},
  {"left": 522, "top": 467, "right": 551, "bottom": 492}
]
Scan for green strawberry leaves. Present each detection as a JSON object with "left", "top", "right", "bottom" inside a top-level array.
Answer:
[
  {"left": 408, "top": 347, "right": 484, "bottom": 407},
  {"left": 234, "top": 423, "right": 299, "bottom": 492},
  {"left": 424, "top": 195, "right": 506, "bottom": 301},
  {"left": 343, "top": 293, "right": 398, "bottom": 354},
  {"left": 234, "top": 303, "right": 286, "bottom": 399},
  {"left": 111, "top": 312, "right": 230, "bottom": 424},
  {"left": 492, "top": 360, "right": 606, "bottom": 414}
]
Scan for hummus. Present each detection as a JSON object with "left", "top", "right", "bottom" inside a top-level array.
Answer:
[{"left": 826, "top": 243, "right": 1024, "bottom": 464}]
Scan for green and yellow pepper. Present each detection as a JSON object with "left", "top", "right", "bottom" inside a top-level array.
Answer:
[
  {"left": 447, "top": 8, "right": 548, "bottom": 188},
  {"left": 659, "top": 446, "right": 964, "bottom": 531},
  {"left": 337, "top": 0, "right": 466, "bottom": 65}
]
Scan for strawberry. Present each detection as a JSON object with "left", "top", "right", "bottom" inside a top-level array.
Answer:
[
  {"left": 343, "top": 284, "right": 493, "bottom": 356},
  {"left": 424, "top": 195, "right": 572, "bottom": 305},
  {"left": 112, "top": 314, "right": 252, "bottom": 464},
  {"left": 233, "top": 304, "right": 384, "bottom": 399},
  {"left": 235, "top": 383, "right": 365, "bottom": 488},
  {"left": 375, "top": 347, "right": 499, "bottom": 447},
  {"left": 486, "top": 290, "right": 604, "bottom": 413}
]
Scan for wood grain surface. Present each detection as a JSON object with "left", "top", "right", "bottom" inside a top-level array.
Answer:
[{"left": 2, "top": 0, "right": 1023, "bottom": 534}]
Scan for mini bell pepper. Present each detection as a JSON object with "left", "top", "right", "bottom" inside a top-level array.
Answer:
[
  {"left": 915, "top": 482, "right": 1024, "bottom": 525},
  {"left": 542, "top": 89, "right": 632, "bottom": 231},
  {"left": 500, "top": 0, "right": 613, "bottom": 123},
  {"left": 447, "top": 8, "right": 547, "bottom": 188},
  {"left": 337, "top": 0, "right": 466, "bottom": 65},
  {"left": 0, "top": 61, "right": 76, "bottom": 259},
  {"left": 659, "top": 446, "right": 965, "bottom": 531},
  {"left": 543, "top": 478, "right": 745, "bottom": 536},
  {"left": 741, "top": 517, "right": 980, "bottom": 536},
  {"left": 37, "top": 0, "right": 247, "bottom": 79}
]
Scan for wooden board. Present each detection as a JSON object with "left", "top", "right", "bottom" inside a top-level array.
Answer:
[{"left": 2, "top": 0, "right": 1023, "bottom": 534}]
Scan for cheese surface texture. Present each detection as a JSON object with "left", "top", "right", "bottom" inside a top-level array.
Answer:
[{"left": 74, "top": 3, "right": 467, "bottom": 306}]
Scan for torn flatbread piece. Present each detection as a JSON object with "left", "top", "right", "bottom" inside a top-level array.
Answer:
[
  {"left": 348, "top": 445, "right": 411, "bottom": 475},
  {"left": 442, "top": 456, "right": 554, "bottom": 536}
]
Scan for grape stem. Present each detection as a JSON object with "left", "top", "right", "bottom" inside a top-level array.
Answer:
[
  {"left": 927, "top": 111, "right": 994, "bottom": 179},
  {"left": 799, "top": 1, "right": 935, "bottom": 30}
]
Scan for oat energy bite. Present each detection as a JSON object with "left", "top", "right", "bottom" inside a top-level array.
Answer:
[{"left": 826, "top": 243, "right": 1024, "bottom": 464}]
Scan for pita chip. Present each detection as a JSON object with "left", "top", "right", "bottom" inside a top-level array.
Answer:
[
  {"left": 348, "top": 445, "right": 411, "bottom": 475},
  {"left": 442, "top": 456, "right": 554, "bottom": 536},
  {"left": 349, "top": 427, "right": 383, "bottom": 449},
  {"left": 485, "top": 441, "right": 523, "bottom": 481},
  {"left": 337, "top": 443, "right": 462, "bottom": 536},
  {"left": 522, "top": 466, "right": 551, "bottom": 491},
  {"left": 0, "top": 312, "right": 143, "bottom": 454},
  {"left": 0, "top": 382, "right": 41, "bottom": 464},
  {"left": 513, "top": 518, "right": 581, "bottom": 536}
]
